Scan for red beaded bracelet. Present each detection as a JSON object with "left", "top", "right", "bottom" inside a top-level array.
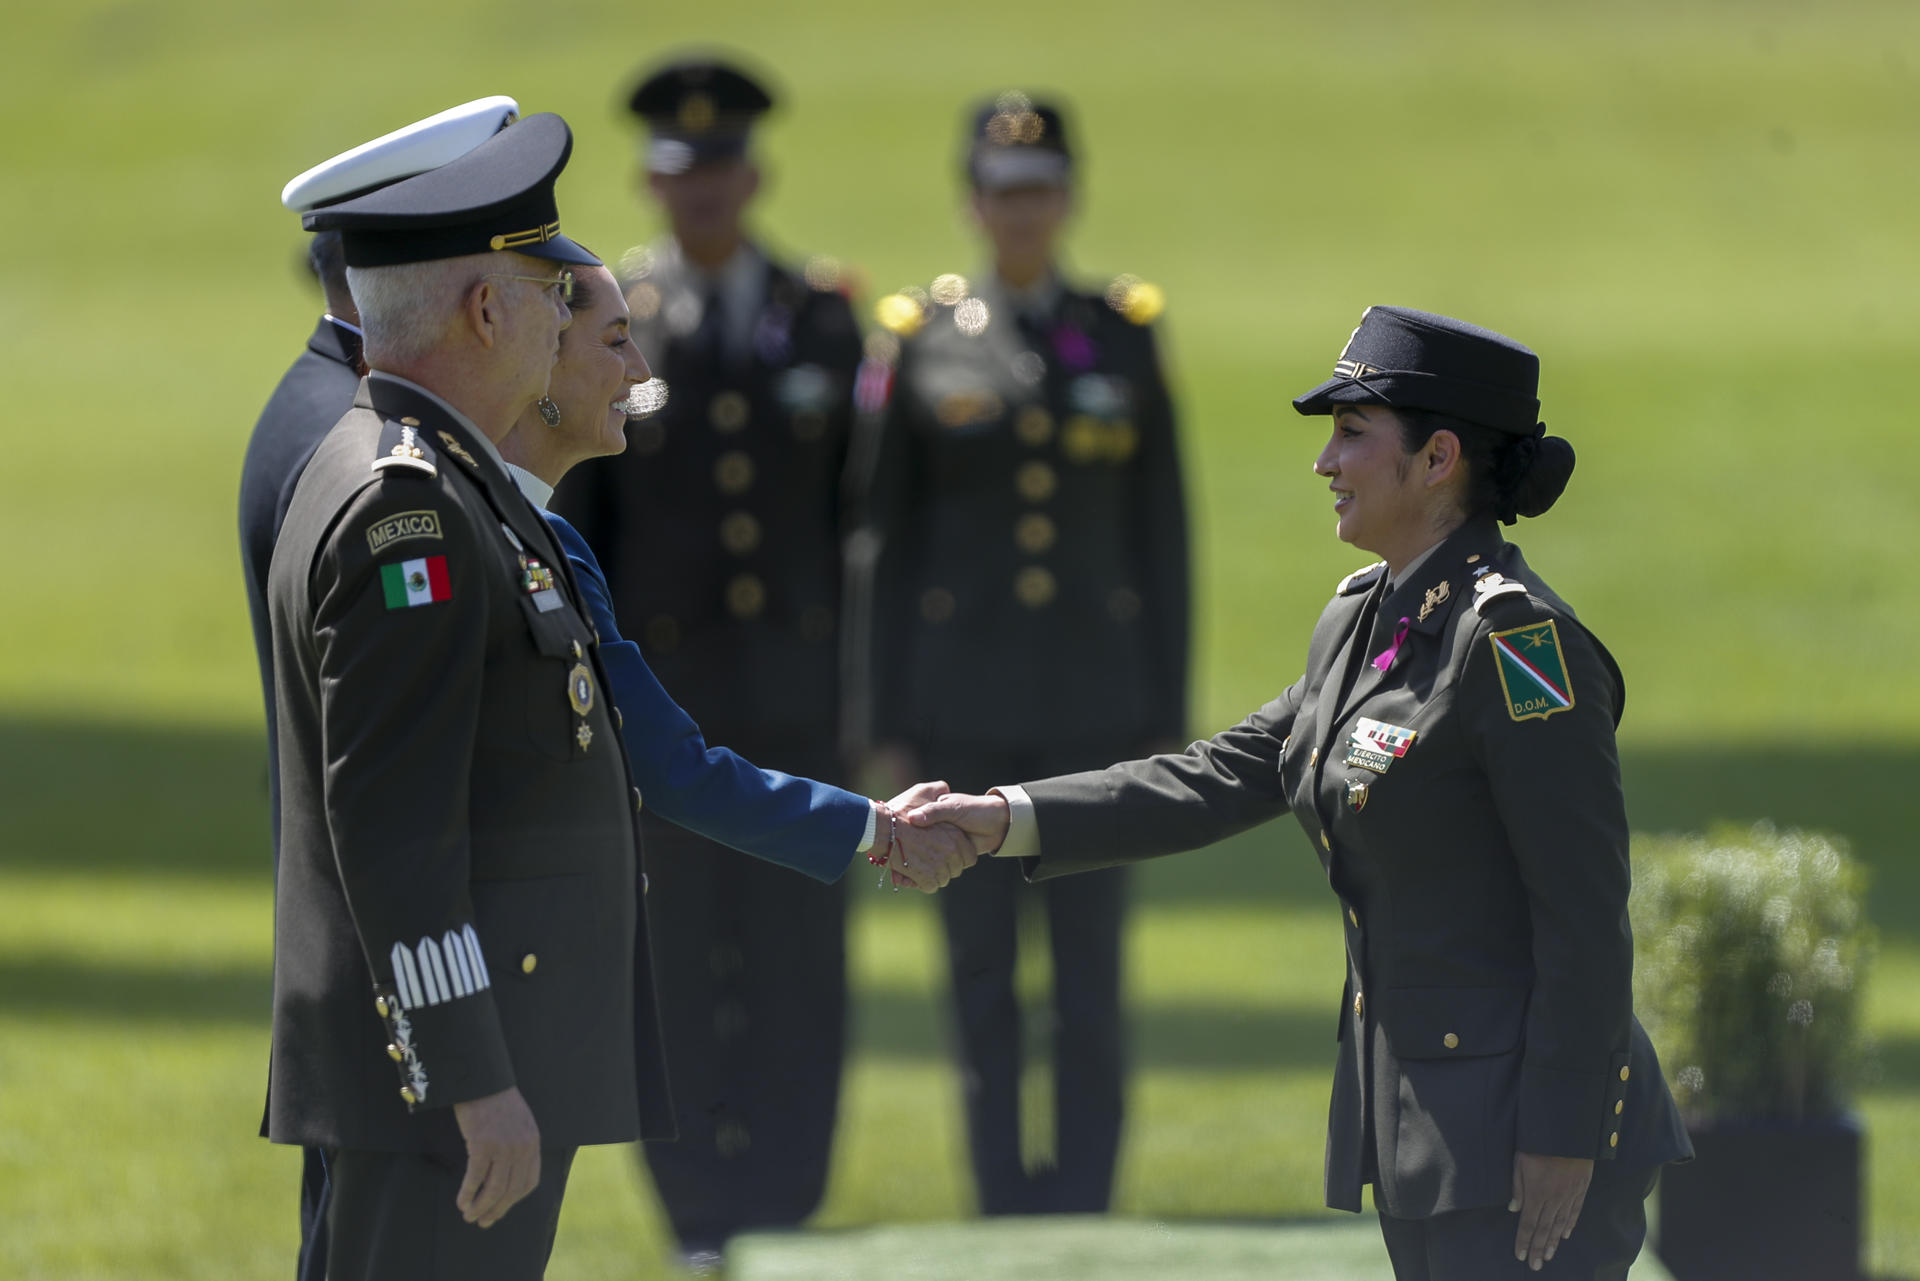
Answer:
[{"left": 867, "top": 806, "right": 896, "bottom": 867}]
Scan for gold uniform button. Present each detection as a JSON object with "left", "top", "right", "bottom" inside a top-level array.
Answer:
[
  {"left": 1609, "top": 1132, "right": 1620, "bottom": 1149},
  {"left": 727, "top": 573, "right": 767, "bottom": 620},
  {"left": 614, "top": 708, "right": 623, "bottom": 729},
  {"left": 1353, "top": 992, "right": 1365, "bottom": 1019},
  {"left": 1015, "top": 460, "right": 1057, "bottom": 503},
  {"left": 720, "top": 510, "right": 762, "bottom": 556},
  {"left": 520, "top": 954, "right": 538, "bottom": 975},
  {"left": 1319, "top": 830, "right": 1331, "bottom": 852},
  {"left": 1443, "top": 1033, "right": 1460, "bottom": 1050},
  {"left": 387, "top": 1043, "right": 404, "bottom": 1062},
  {"left": 1347, "top": 907, "right": 1359, "bottom": 927},
  {"left": 714, "top": 450, "right": 755, "bottom": 495},
  {"left": 1015, "top": 405, "right": 1054, "bottom": 446},
  {"left": 1309, "top": 747, "right": 1320, "bottom": 767},
  {"left": 374, "top": 996, "right": 391, "bottom": 1019},
  {"left": 400, "top": 1086, "right": 418, "bottom": 1105},
  {"left": 1014, "top": 512, "right": 1057, "bottom": 554},
  {"left": 921, "top": 587, "right": 956, "bottom": 623},
  {"left": 633, "top": 787, "right": 644, "bottom": 813},
  {"left": 569, "top": 639, "right": 583, "bottom": 660},
  {"left": 708, "top": 391, "right": 750, "bottom": 432},
  {"left": 1620, "top": 1066, "right": 1631, "bottom": 1082},
  {"left": 1014, "top": 566, "right": 1057, "bottom": 608},
  {"left": 1615, "top": 1100, "right": 1625, "bottom": 1115}
]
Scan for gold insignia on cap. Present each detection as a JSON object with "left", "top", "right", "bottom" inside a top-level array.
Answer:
[
  {"left": 1015, "top": 513, "right": 1057, "bottom": 555},
  {"left": 727, "top": 573, "right": 767, "bottom": 619},
  {"left": 567, "top": 663, "right": 595, "bottom": 715},
  {"left": 1419, "top": 580, "right": 1451, "bottom": 622},
  {"left": 986, "top": 91, "right": 1046, "bottom": 146},
  {"left": 714, "top": 450, "right": 755, "bottom": 495},
  {"left": 679, "top": 92, "right": 716, "bottom": 133},
  {"left": 928, "top": 273, "right": 969, "bottom": 306},
  {"left": 709, "top": 392, "right": 750, "bottom": 432},
  {"left": 1015, "top": 406, "right": 1054, "bottom": 446},
  {"left": 720, "top": 510, "right": 762, "bottom": 556},
  {"left": 1015, "top": 460, "right": 1057, "bottom": 503},
  {"left": 435, "top": 431, "right": 478, "bottom": 469},
  {"left": 1014, "top": 565, "right": 1057, "bottom": 608},
  {"left": 874, "top": 292, "right": 926, "bottom": 337},
  {"left": 920, "top": 587, "right": 956, "bottom": 623},
  {"left": 489, "top": 219, "right": 562, "bottom": 252}
]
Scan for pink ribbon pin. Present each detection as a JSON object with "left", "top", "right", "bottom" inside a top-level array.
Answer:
[{"left": 1372, "top": 617, "right": 1411, "bottom": 673}]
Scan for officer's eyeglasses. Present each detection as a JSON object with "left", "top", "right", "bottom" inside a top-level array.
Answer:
[{"left": 483, "top": 270, "right": 575, "bottom": 305}]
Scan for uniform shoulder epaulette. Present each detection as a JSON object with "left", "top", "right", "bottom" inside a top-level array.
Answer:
[
  {"left": 1105, "top": 273, "right": 1165, "bottom": 325},
  {"left": 1337, "top": 561, "right": 1387, "bottom": 595},
  {"left": 371, "top": 416, "right": 438, "bottom": 479},
  {"left": 1469, "top": 567, "right": 1532, "bottom": 615},
  {"left": 874, "top": 287, "right": 930, "bottom": 337}
]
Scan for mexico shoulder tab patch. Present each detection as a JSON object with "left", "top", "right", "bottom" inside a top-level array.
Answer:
[
  {"left": 380, "top": 556, "right": 451, "bottom": 610},
  {"left": 1489, "top": 620, "right": 1574, "bottom": 722}
]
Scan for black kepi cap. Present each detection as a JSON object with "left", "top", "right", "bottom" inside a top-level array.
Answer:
[
  {"left": 967, "top": 91, "right": 1072, "bottom": 190},
  {"left": 627, "top": 58, "right": 774, "bottom": 175},
  {"left": 1292, "top": 306, "right": 1541, "bottom": 435},
  {"left": 303, "top": 113, "right": 599, "bottom": 269}
]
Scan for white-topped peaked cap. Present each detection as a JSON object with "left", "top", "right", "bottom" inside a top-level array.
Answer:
[{"left": 280, "top": 96, "right": 521, "bottom": 213}]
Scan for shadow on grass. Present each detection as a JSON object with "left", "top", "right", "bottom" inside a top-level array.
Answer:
[{"left": 0, "top": 955, "right": 270, "bottom": 1024}]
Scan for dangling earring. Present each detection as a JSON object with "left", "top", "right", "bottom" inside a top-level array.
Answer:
[{"left": 537, "top": 397, "right": 562, "bottom": 427}]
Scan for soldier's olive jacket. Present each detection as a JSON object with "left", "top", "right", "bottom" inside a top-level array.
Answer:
[
  {"left": 266, "top": 374, "right": 672, "bottom": 1154},
  {"left": 1012, "top": 520, "right": 1691, "bottom": 1217},
  {"left": 845, "top": 272, "right": 1189, "bottom": 755},
  {"left": 554, "top": 241, "right": 861, "bottom": 756}
]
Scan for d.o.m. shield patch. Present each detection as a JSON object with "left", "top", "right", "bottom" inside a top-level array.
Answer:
[{"left": 1489, "top": 621, "right": 1575, "bottom": 722}]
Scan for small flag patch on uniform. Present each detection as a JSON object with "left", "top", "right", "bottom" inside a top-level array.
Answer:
[
  {"left": 1489, "top": 620, "right": 1574, "bottom": 721},
  {"left": 380, "top": 556, "right": 451, "bottom": 610}
]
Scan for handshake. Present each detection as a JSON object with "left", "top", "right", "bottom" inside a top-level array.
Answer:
[{"left": 873, "top": 781, "right": 1016, "bottom": 893}]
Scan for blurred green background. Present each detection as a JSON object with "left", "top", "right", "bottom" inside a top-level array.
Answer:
[{"left": 2, "top": 0, "right": 1916, "bottom": 1276}]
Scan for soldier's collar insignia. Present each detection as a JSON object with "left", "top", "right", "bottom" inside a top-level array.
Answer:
[
  {"left": 1489, "top": 621, "right": 1575, "bottom": 722},
  {"left": 1417, "top": 579, "right": 1451, "bottom": 622},
  {"left": 436, "top": 431, "right": 479, "bottom": 470}
]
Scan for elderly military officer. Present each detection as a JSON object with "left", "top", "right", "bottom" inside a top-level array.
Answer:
[
  {"left": 843, "top": 92, "right": 1190, "bottom": 1215},
  {"left": 551, "top": 57, "right": 865, "bottom": 1264},
  {"left": 243, "top": 98, "right": 520, "bottom": 1278},
  {"left": 268, "top": 113, "right": 656, "bottom": 1279},
  {"left": 909, "top": 308, "right": 1694, "bottom": 1277}
]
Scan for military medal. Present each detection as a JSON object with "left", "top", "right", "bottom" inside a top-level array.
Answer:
[
  {"left": 1345, "top": 716, "right": 1417, "bottom": 774},
  {"left": 1345, "top": 778, "right": 1370, "bottom": 813},
  {"left": 567, "top": 663, "right": 595, "bottom": 715}
]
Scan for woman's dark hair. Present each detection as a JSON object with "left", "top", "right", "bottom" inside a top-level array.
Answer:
[
  {"left": 1396, "top": 408, "right": 1576, "bottom": 526},
  {"left": 566, "top": 267, "right": 599, "bottom": 316}
]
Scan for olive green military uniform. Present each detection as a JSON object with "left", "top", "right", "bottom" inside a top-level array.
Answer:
[
  {"left": 551, "top": 238, "right": 861, "bottom": 1248},
  {"left": 845, "top": 269, "right": 1189, "bottom": 1212},
  {"left": 268, "top": 374, "right": 674, "bottom": 1274},
  {"left": 1000, "top": 521, "right": 1691, "bottom": 1271}
]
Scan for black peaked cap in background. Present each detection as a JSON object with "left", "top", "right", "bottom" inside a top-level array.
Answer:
[
  {"left": 627, "top": 58, "right": 775, "bottom": 174},
  {"left": 967, "top": 91, "right": 1073, "bottom": 190},
  {"left": 303, "top": 113, "right": 599, "bottom": 269},
  {"left": 1292, "top": 306, "right": 1542, "bottom": 435}
]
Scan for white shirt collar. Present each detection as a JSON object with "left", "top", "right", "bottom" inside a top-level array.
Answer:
[
  {"left": 366, "top": 371, "right": 508, "bottom": 472},
  {"left": 506, "top": 464, "right": 554, "bottom": 509}
]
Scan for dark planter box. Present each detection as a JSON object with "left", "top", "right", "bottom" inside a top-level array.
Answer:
[{"left": 1655, "top": 1112, "right": 1862, "bottom": 1281}]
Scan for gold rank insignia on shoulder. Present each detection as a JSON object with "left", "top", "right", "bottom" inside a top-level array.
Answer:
[
  {"left": 1471, "top": 571, "right": 1529, "bottom": 614},
  {"left": 1418, "top": 580, "right": 1451, "bottom": 622},
  {"left": 435, "top": 431, "right": 479, "bottom": 470},
  {"left": 1489, "top": 621, "right": 1575, "bottom": 722},
  {"left": 371, "top": 422, "right": 436, "bottom": 478},
  {"left": 1104, "top": 274, "right": 1165, "bottom": 325}
]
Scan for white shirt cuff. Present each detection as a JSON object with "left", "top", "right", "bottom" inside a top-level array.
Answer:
[
  {"left": 856, "top": 800, "right": 880, "bottom": 854},
  {"left": 988, "top": 785, "right": 1039, "bottom": 859}
]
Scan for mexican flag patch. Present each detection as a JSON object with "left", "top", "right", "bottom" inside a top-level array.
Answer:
[
  {"left": 380, "top": 556, "right": 451, "bottom": 610},
  {"left": 1489, "top": 620, "right": 1574, "bottom": 722}
]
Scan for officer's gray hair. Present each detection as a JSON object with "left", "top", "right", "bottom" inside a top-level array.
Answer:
[{"left": 346, "top": 252, "right": 495, "bottom": 365}]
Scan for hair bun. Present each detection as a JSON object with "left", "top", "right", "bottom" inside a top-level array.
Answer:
[{"left": 1508, "top": 433, "right": 1575, "bottom": 520}]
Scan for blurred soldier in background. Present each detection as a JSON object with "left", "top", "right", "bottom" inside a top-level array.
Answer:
[
  {"left": 242, "top": 96, "right": 520, "bottom": 1281},
  {"left": 844, "top": 91, "right": 1191, "bottom": 1215},
  {"left": 552, "top": 56, "right": 863, "bottom": 1270}
]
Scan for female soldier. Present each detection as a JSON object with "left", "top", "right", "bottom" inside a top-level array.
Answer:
[{"left": 908, "top": 306, "right": 1692, "bottom": 1277}]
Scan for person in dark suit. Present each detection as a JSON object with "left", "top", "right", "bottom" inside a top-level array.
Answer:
[
  {"left": 551, "top": 57, "right": 866, "bottom": 1266},
  {"left": 843, "top": 91, "right": 1191, "bottom": 1215},
  {"left": 907, "top": 307, "right": 1695, "bottom": 1277},
  {"left": 247, "top": 95, "right": 521, "bottom": 1281}
]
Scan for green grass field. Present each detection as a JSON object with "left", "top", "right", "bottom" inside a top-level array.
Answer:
[{"left": 3, "top": 1, "right": 1918, "bottom": 1276}]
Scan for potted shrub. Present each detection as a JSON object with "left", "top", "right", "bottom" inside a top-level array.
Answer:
[{"left": 1631, "top": 823, "right": 1876, "bottom": 1281}]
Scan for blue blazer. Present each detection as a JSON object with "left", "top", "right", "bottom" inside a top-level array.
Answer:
[{"left": 545, "top": 512, "right": 868, "bottom": 884}]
